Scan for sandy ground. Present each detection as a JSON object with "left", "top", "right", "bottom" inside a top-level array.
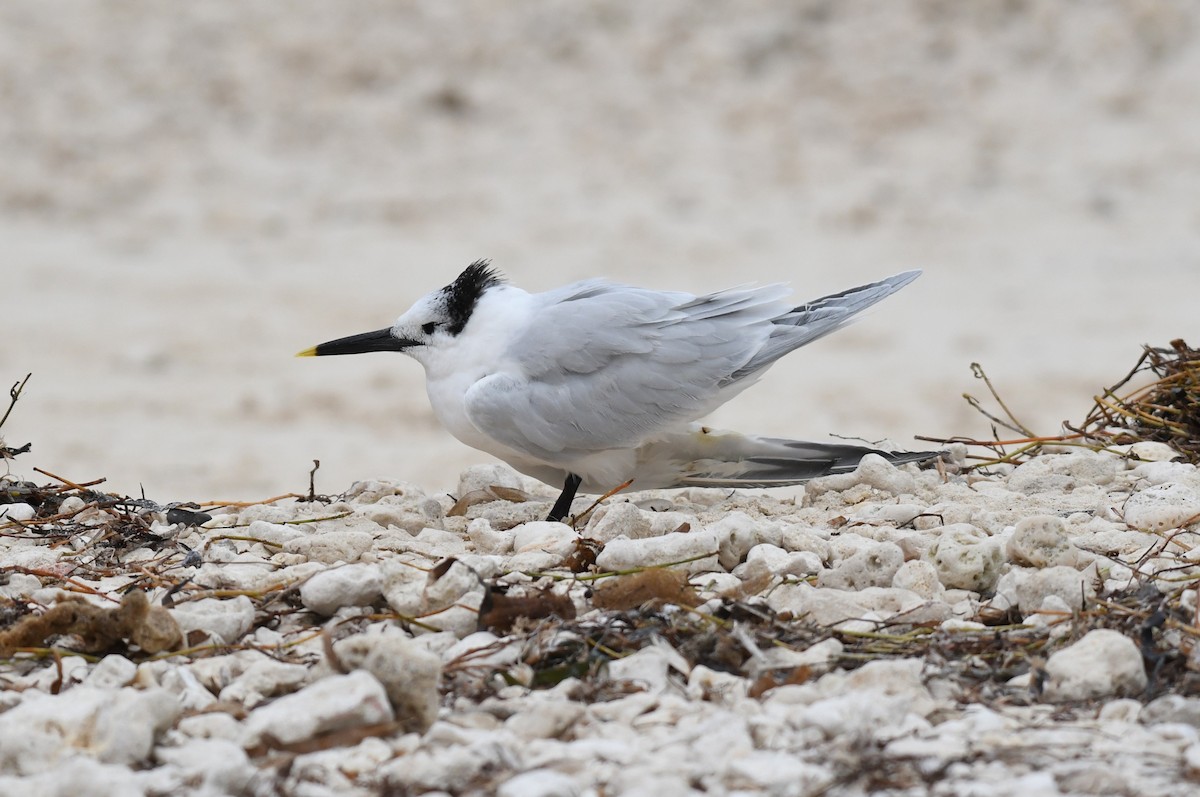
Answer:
[{"left": 4, "top": 1, "right": 1200, "bottom": 501}]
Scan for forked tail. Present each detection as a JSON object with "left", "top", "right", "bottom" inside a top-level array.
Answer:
[{"left": 670, "top": 429, "right": 939, "bottom": 488}]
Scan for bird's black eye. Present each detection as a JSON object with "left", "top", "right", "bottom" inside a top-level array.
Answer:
[{"left": 421, "top": 322, "right": 437, "bottom": 335}]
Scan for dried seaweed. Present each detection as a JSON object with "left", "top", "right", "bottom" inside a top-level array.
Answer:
[
  {"left": 0, "top": 589, "right": 181, "bottom": 656},
  {"left": 921, "top": 343, "right": 1200, "bottom": 470},
  {"left": 1071, "top": 339, "right": 1200, "bottom": 463}
]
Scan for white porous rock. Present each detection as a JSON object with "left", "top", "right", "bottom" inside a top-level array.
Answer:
[
  {"left": 456, "top": 463, "right": 531, "bottom": 496},
  {"left": 891, "top": 559, "right": 945, "bottom": 600},
  {"left": 1044, "top": 629, "right": 1147, "bottom": 700},
  {"left": 585, "top": 503, "right": 697, "bottom": 542},
  {"left": 928, "top": 523, "right": 1004, "bottom": 593},
  {"left": 805, "top": 453, "right": 917, "bottom": 498},
  {"left": 170, "top": 595, "right": 255, "bottom": 644},
  {"left": 1123, "top": 482, "right": 1200, "bottom": 532},
  {"left": 218, "top": 659, "right": 309, "bottom": 709},
  {"left": 299, "top": 562, "right": 385, "bottom": 616},
  {"left": 242, "top": 670, "right": 394, "bottom": 747},
  {"left": 743, "top": 543, "right": 822, "bottom": 577},
  {"left": 245, "top": 519, "right": 305, "bottom": 546},
  {"left": 584, "top": 501, "right": 652, "bottom": 542},
  {"left": 1141, "top": 694, "right": 1200, "bottom": 727},
  {"left": 284, "top": 530, "right": 374, "bottom": 564},
  {"left": 1131, "top": 460, "right": 1196, "bottom": 486},
  {"left": 779, "top": 527, "right": 832, "bottom": 561},
  {"left": 513, "top": 521, "right": 578, "bottom": 557},
  {"left": 0, "top": 686, "right": 180, "bottom": 774},
  {"left": 497, "top": 769, "right": 580, "bottom": 797},
  {"left": 687, "top": 664, "right": 749, "bottom": 703},
  {"left": 851, "top": 503, "right": 923, "bottom": 526},
  {"left": 0, "top": 757, "right": 150, "bottom": 797},
  {"left": 710, "top": 511, "right": 775, "bottom": 569},
  {"left": 605, "top": 641, "right": 690, "bottom": 694},
  {"left": 505, "top": 698, "right": 585, "bottom": 740},
  {"left": 466, "top": 517, "right": 514, "bottom": 554},
  {"left": 157, "top": 664, "right": 219, "bottom": 711},
  {"left": 1013, "top": 565, "right": 1095, "bottom": 614},
  {"left": 767, "top": 582, "right": 944, "bottom": 630},
  {"left": 331, "top": 629, "right": 442, "bottom": 733},
  {"left": 1006, "top": 515, "right": 1081, "bottom": 568},
  {"left": 154, "top": 738, "right": 255, "bottom": 795},
  {"left": 595, "top": 527, "right": 719, "bottom": 575},
  {"left": 0, "top": 502, "right": 35, "bottom": 521},
  {"left": 1129, "top": 441, "right": 1185, "bottom": 462},
  {"left": 747, "top": 638, "right": 845, "bottom": 679},
  {"left": 85, "top": 654, "right": 138, "bottom": 689},
  {"left": 817, "top": 541, "right": 904, "bottom": 590},
  {"left": 0, "top": 572, "right": 40, "bottom": 599},
  {"left": 724, "top": 751, "right": 833, "bottom": 794}
]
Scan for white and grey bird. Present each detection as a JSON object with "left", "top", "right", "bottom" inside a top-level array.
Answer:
[{"left": 299, "top": 261, "right": 934, "bottom": 521}]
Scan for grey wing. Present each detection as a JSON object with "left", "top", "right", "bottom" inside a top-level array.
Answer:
[
  {"left": 463, "top": 271, "right": 920, "bottom": 461},
  {"left": 463, "top": 280, "right": 791, "bottom": 460},
  {"left": 729, "top": 269, "right": 921, "bottom": 381}
]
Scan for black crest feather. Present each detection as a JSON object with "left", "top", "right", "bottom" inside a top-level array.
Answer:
[{"left": 443, "top": 259, "right": 504, "bottom": 335}]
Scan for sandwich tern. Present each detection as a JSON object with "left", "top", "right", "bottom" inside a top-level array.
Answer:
[{"left": 299, "top": 261, "right": 934, "bottom": 521}]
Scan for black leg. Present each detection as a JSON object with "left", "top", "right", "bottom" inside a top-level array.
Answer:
[{"left": 546, "top": 473, "right": 582, "bottom": 523}]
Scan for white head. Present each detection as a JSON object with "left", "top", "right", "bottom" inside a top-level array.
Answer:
[{"left": 298, "top": 260, "right": 506, "bottom": 367}]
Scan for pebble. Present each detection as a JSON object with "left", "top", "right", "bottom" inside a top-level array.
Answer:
[
  {"left": 170, "top": 595, "right": 256, "bottom": 644},
  {"left": 331, "top": 629, "right": 443, "bottom": 732},
  {"left": 1006, "top": 515, "right": 1080, "bottom": 568},
  {"left": 928, "top": 524, "right": 1004, "bottom": 592},
  {"left": 1123, "top": 482, "right": 1200, "bottom": 532},
  {"left": 299, "top": 562, "right": 385, "bottom": 616},
  {"left": 4, "top": 446, "right": 1200, "bottom": 794},
  {"left": 242, "top": 670, "right": 395, "bottom": 747},
  {"left": 1044, "top": 629, "right": 1148, "bottom": 700}
]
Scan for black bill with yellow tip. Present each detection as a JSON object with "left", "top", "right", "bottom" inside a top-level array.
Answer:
[{"left": 296, "top": 328, "right": 417, "bottom": 357}]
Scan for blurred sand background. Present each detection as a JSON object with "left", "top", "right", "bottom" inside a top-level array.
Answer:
[{"left": 3, "top": 1, "right": 1198, "bottom": 501}]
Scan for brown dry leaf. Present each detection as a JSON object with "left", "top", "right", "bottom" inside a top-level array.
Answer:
[
  {"left": 478, "top": 585, "right": 575, "bottom": 634},
  {"left": 591, "top": 569, "right": 702, "bottom": 610},
  {"left": 447, "top": 485, "right": 532, "bottom": 516}
]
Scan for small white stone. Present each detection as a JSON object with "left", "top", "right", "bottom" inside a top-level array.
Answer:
[
  {"left": 284, "top": 530, "right": 374, "bottom": 563},
  {"left": 928, "top": 524, "right": 1004, "bottom": 592},
  {"left": 85, "top": 654, "right": 138, "bottom": 689},
  {"left": 245, "top": 519, "right": 305, "bottom": 546},
  {"left": 1015, "top": 565, "right": 1094, "bottom": 614},
  {"left": 512, "top": 521, "right": 577, "bottom": 557},
  {"left": 891, "top": 560, "right": 944, "bottom": 599},
  {"left": 605, "top": 642, "right": 689, "bottom": 694},
  {"left": 332, "top": 629, "right": 442, "bottom": 732},
  {"left": 496, "top": 769, "right": 579, "bottom": 797},
  {"left": 584, "top": 501, "right": 653, "bottom": 542},
  {"left": 242, "top": 670, "right": 394, "bottom": 747},
  {"left": 299, "top": 563, "right": 384, "bottom": 616},
  {"left": 466, "top": 517, "right": 513, "bottom": 554},
  {"left": 1044, "top": 629, "right": 1147, "bottom": 700},
  {"left": 0, "top": 687, "right": 179, "bottom": 774},
  {"left": 1124, "top": 482, "right": 1200, "bottom": 532},
  {"left": 456, "top": 463, "right": 530, "bottom": 496},
  {"left": 154, "top": 738, "right": 255, "bottom": 795},
  {"left": 595, "top": 528, "right": 720, "bottom": 575},
  {"left": 1006, "top": 515, "right": 1079, "bottom": 568},
  {"left": 170, "top": 595, "right": 255, "bottom": 644},
  {"left": 817, "top": 541, "right": 904, "bottom": 590},
  {"left": 806, "top": 453, "right": 917, "bottom": 497},
  {"left": 0, "top": 502, "right": 35, "bottom": 521},
  {"left": 218, "top": 659, "right": 309, "bottom": 709},
  {"left": 711, "top": 511, "right": 770, "bottom": 569},
  {"left": 1129, "top": 441, "right": 1184, "bottom": 462}
]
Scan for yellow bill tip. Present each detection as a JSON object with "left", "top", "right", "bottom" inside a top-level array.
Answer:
[{"left": 295, "top": 346, "right": 319, "bottom": 358}]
